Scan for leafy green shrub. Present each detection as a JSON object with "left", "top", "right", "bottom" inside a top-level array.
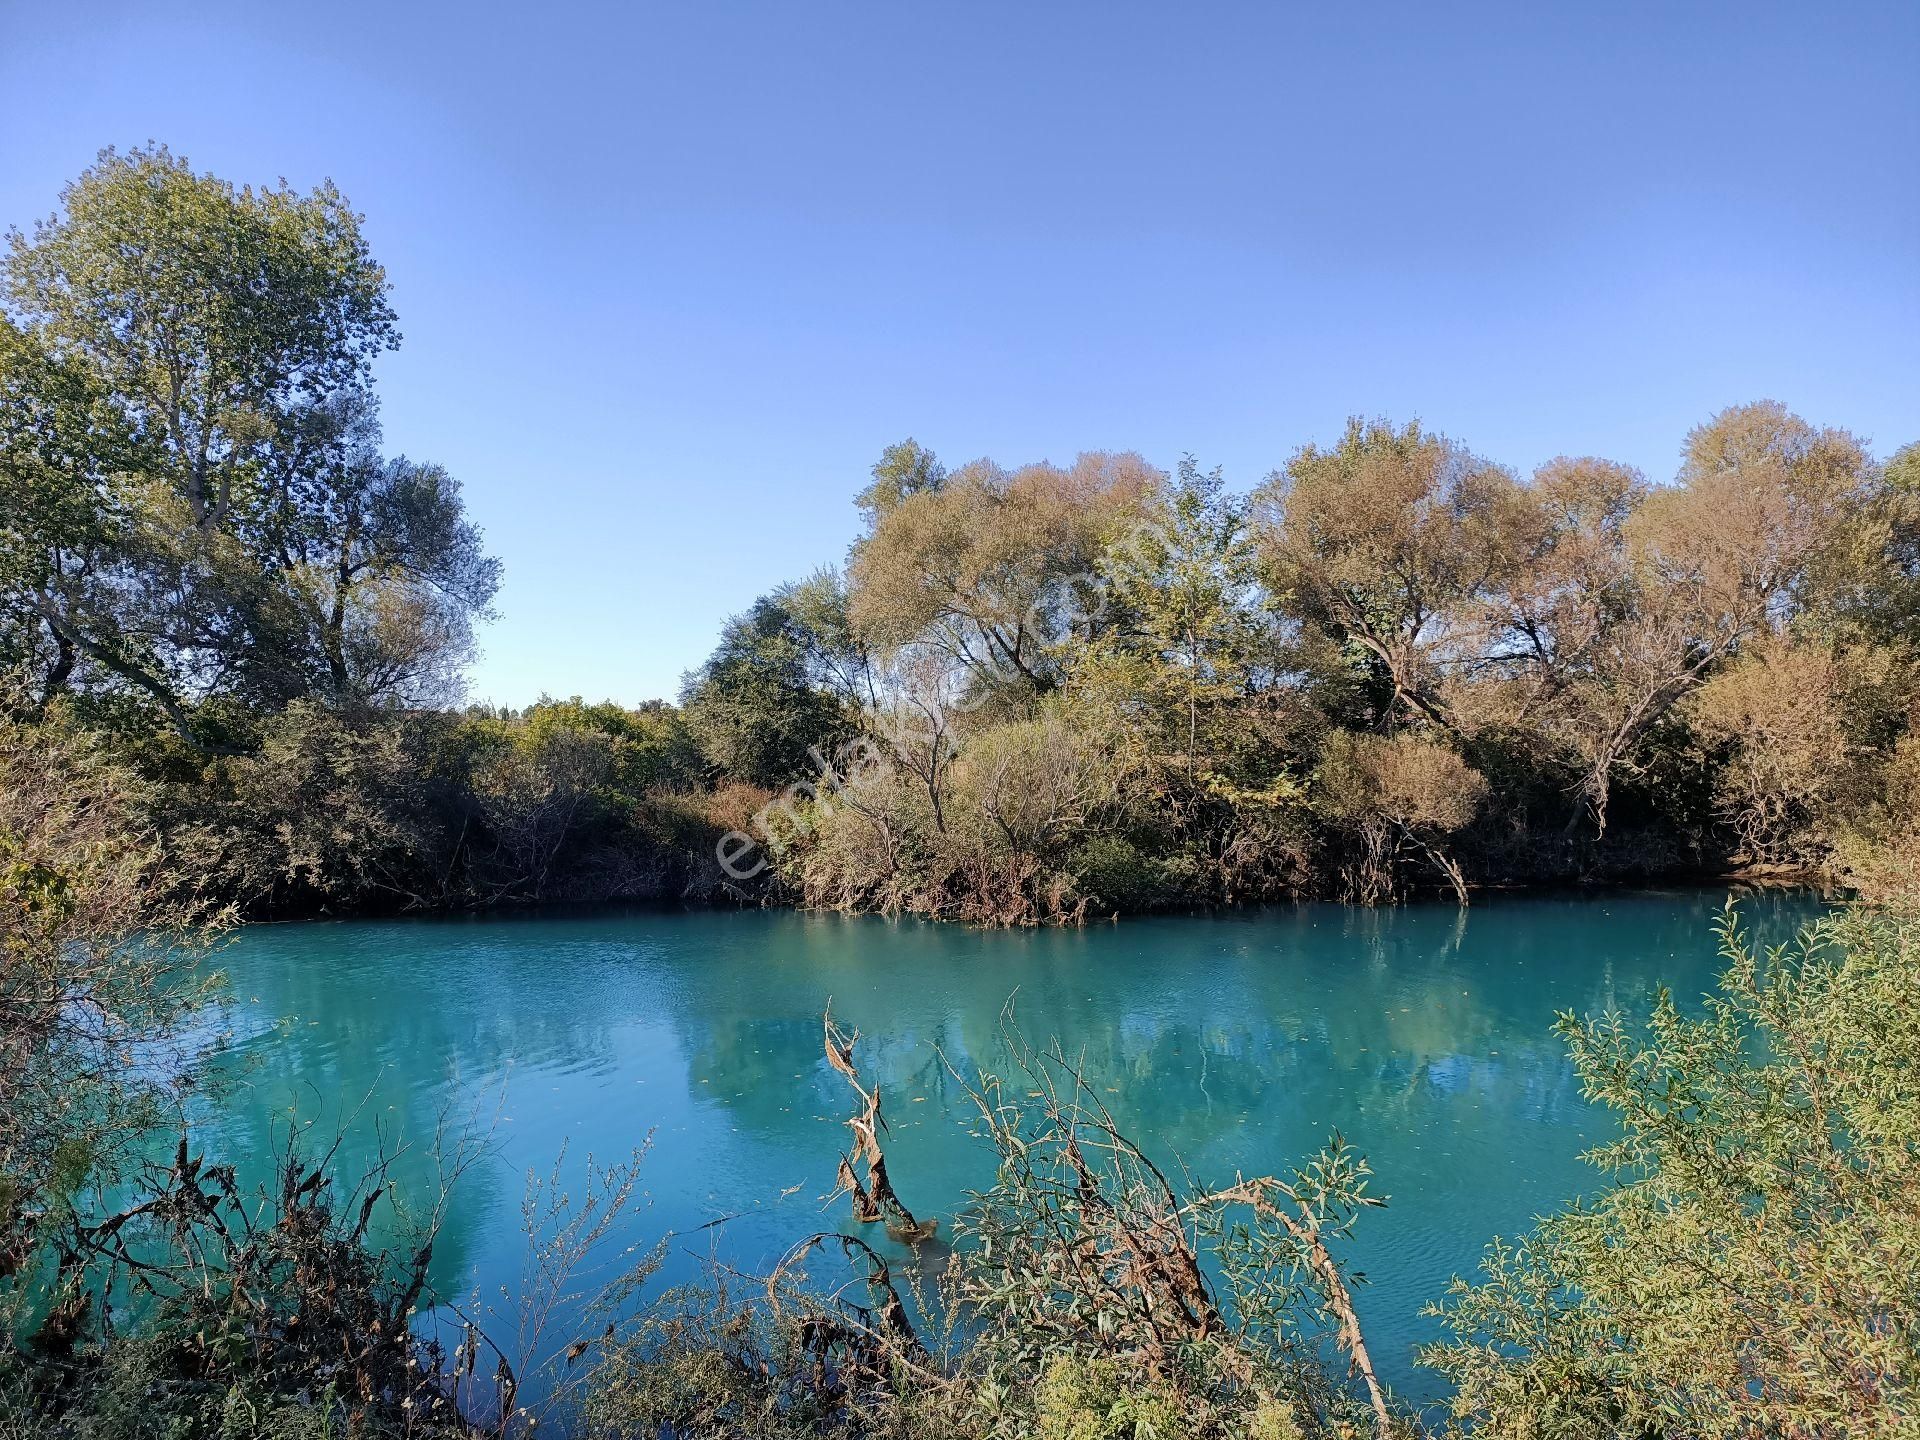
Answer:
[
  {"left": 1032, "top": 1356, "right": 1183, "bottom": 1440},
  {"left": 1064, "top": 835, "right": 1187, "bottom": 912},
  {"left": 1423, "top": 904, "right": 1920, "bottom": 1437}
]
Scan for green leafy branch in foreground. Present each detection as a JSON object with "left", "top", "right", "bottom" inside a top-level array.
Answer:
[
  {"left": 1422, "top": 904, "right": 1920, "bottom": 1438},
  {"left": 949, "top": 1022, "right": 1398, "bottom": 1438},
  {"left": 573, "top": 1019, "right": 1402, "bottom": 1440}
]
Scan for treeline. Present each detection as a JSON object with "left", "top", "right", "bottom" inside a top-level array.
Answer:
[
  {"left": 6, "top": 147, "right": 1919, "bottom": 924},
  {"left": 687, "top": 419, "right": 1920, "bottom": 921}
]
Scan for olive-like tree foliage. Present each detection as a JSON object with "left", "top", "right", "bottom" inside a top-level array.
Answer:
[
  {"left": 1456, "top": 404, "right": 1879, "bottom": 841},
  {"left": 849, "top": 448, "right": 1159, "bottom": 703},
  {"left": 1313, "top": 731, "right": 1487, "bottom": 904},
  {"left": 1254, "top": 418, "right": 1527, "bottom": 734},
  {"left": 1457, "top": 453, "right": 1647, "bottom": 730},
  {"left": 1683, "top": 636, "right": 1886, "bottom": 869},
  {"left": 456, "top": 696, "right": 708, "bottom": 904},
  {"left": 1423, "top": 904, "right": 1920, "bottom": 1438},
  {"left": 161, "top": 697, "right": 714, "bottom": 917},
  {"left": 1548, "top": 404, "right": 1872, "bottom": 837},
  {"left": 1073, "top": 457, "right": 1278, "bottom": 782},
  {"left": 771, "top": 566, "right": 879, "bottom": 711},
  {"left": 175, "top": 699, "right": 457, "bottom": 913},
  {"left": 0, "top": 145, "right": 497, "bottom": 734},
  {"left": 1838, "top": 437, "right": 1920, "bottom": 646},
  {"left": 1060, "top": 458, "right": 1317, "bottom": 902},
  {"left": 1833, "top": 731, "right": 1920, "bottom": 909},
  {"left": 855, "top": 435, "right": 947, "bottom": 525},
  {"left": 939, "top": 710, "right": 1117, "bottom": 922}
]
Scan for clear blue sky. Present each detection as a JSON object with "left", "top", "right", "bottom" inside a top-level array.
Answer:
[{"left": 4, "top": 2, "right": 1916, "bottom": 707}]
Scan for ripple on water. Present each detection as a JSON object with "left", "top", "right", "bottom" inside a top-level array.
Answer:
[{"left": 192, "top": 890, "right": 1831, "bottom": 1405}]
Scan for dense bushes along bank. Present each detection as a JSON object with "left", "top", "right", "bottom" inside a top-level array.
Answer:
[
  {"left": 3, "top": 716, "right": 1917, "bottom": 1438},
  {"left": 6, "top": 149, "right": 1919, "bottom": 923}
]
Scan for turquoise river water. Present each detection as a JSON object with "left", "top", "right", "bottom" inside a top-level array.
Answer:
[{"left": 189, "top": 888, "right": 1828, "bottom": 1409}]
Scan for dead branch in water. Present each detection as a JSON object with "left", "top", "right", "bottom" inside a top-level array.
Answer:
[
  {"left": 945, "top": 1021, "right": 1227, "bottom": 1377},
  {"left": 823, "top": 1005, "right": 936, "bottom": 1242},
  {"left": 767, "top": 1230, "right": 933, "bottom": 1375}
]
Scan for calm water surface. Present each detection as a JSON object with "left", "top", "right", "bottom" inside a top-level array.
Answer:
[{"left": 193, "top": 889, "right": 1827, "bottom": 1406}]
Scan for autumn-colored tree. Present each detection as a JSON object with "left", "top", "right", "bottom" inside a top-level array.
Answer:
[
  {"left": 1685, "top": 637, "right": 1863, "bottom": 868},
  {"left": 1482, "top": 405, "right": 1875, "bottom": 839},
  {"left": 1314, "top": 731, "right": 1487, "bottom": 903},
  {"left": 1256, "top": 418, "right": 1526, "bottom": 734},
  {"left": 1834, "top": 732, "right": 1920, "bottom": 909},
  {"left": 849, "top": 450, "right": 1158, "bottom": 703},
  {"left": 12, "top": 158, "right": 1920, "bottom": 930},
  {"left": 854, "top": 436, "right": 946, "bottom": 523},
  {"left": 1456, "top": 455, "right": 1646, "bottom": 732}
]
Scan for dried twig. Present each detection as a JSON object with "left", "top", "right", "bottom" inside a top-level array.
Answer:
[{"left": 823, "top": 1005, "right": 935, "bottom": 1241}]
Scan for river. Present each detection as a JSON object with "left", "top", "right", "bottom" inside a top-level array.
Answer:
[{"left": 190, "top": 887, "right": 1827, "bottom": 1408}]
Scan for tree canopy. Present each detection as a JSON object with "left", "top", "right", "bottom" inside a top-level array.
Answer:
[{"left": 0, "top": 145, "right": 496, "bottom": 739}]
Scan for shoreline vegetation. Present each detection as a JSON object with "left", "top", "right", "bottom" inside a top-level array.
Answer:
[
  {"left": 5, "top": 781, "right": 1917, "bottom": 1439},
  {"left": 4, "top": 149, "right": 1919, "bottom": 1436},
  {"left": 3, "top": 148, "right": 1918, "bottom": 929}
]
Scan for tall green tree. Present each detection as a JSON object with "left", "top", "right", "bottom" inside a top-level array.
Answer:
[
  {"left": 264, "top": 393, "right": 500, "bottom": 706},
  {"left": 681, "top": 592, "right": 856, "bottom": 788},
  {"left": 1073, "top": 456, "right": 1280, "bottom": 794},
  {"left": 0, "top": 145, "right": 495, "bottom": 733}
]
